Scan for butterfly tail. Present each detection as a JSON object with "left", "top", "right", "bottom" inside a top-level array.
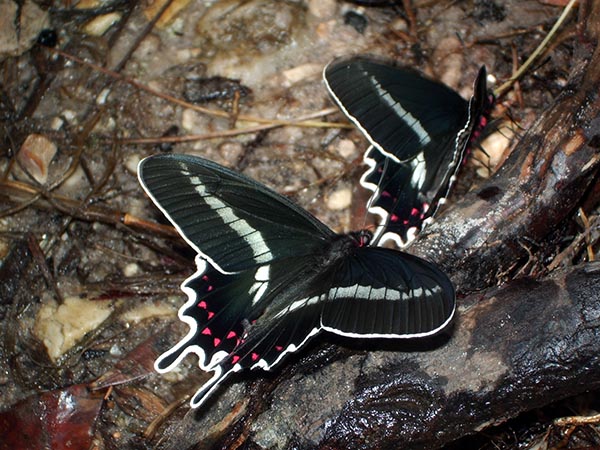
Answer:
[{"left": 189, "top": 358, "right": 242, "bottom": 408}]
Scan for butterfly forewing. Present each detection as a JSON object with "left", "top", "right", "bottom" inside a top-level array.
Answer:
[
  {"left": 324, "top": 56, "right": 470, "bottom": 162},
  {"left": 138, "top": 154, "right": 334, "bottom": 273}
]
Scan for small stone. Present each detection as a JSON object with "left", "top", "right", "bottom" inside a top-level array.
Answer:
[
  {"left": 282, "top": 63, "right": 322, "bottom": 86},
  {"left": 144, "top": 0, "right": 193, "bottom": 28},
  {"left": 109, "top": 344, "right": 122, "bottom": 356},
  {"left": 335, "top": 139, "right": 357, "bottom": 159},
  {"left": 327, "top": 188, "right": 352, "bottom": 210},
  {"left": 124, "top": 154, "right": 141, "bottom": 174},
  {"left": 82, "top": 12, "right": 122, "bottom": 36},
  {"left": 475, "top": 122, "right": 515, "bottom": 177},
  {"left": 218, "top": 141, "right": 244, "bottom": 162},
  {"left": 34, "top": 297, "right": 113, "bottom": 362},
  {"left": 123, "top": 263, "right": 140, "bottom": 277},
  {"left": 0, "top": 0, "right": 49, "bottom": 58},
  {"left": 181, "top": 108, "right": 198, "bottom": 131},
  {"left": 17, "top": 134, "right": 58, "bottom": 184}
]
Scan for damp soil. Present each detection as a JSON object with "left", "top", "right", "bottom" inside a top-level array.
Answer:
[{"left": 0, "top": 1, "right": 597, "bottom": 449}]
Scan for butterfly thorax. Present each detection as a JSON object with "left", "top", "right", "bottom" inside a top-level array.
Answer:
[{"left": 317, "top": 230, "right": 373, "bottom": 267}]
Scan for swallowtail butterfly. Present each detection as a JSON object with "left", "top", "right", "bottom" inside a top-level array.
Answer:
[
  {"left": 138, "top": 154, "right": 455, "bottom": 408},
  {"left": 324, "top": 56, "right": 491, "bottom": 247}
]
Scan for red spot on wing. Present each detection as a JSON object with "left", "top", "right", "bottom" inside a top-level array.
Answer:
[
  {"left": 410, "top": 208, "right": 419, "bottom": 216},
  {"left": 198, "top": 301, "right": 207, "bottom": 309},
  {"left": 226, "top": 331, "right": 237, "bottom": 339},
  {"left": 213, "top": 338, "right": 221, "bottom": 346},
  {"left": 207, "top": 285, "right": 214, "bottom": 292},
  {"left": 275, "top": 345, "right": 283, "bottom": 351},
  {"left": 251, "top": 353, "right": 259, "bottom": 361},
  {"left": 390, "top": 214, "right": 399, "bottom": 222},
  {"left": 207, "top": 311, "right": 215, "bottom": 319},
  {"left": 201, "top": 327, "right": 211, "bottom": 335},
  {"left": 232, "top": 355, "right": 240, "bottom": 364}
]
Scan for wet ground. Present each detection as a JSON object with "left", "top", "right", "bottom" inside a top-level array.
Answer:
[{"left": 0, "top": 1, "right": 596, "bottom": 449}]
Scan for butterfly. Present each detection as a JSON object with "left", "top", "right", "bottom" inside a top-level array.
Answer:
[
  {"left": 138, "top": 154, "right": 456, "bottom": 408},
  {"left": 324, "top": 56, "right": 491, "bottom": 247}
]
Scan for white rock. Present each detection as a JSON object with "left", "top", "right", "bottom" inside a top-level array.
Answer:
[{"left": 34, "top": 297, "right": 113, "bottom": 362}]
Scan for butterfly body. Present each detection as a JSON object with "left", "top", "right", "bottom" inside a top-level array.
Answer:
[{"left": 139, "top": 154, "right": 455, "bottom": 408}]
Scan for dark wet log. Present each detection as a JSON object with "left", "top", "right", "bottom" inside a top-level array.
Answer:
[
  {"left": 158, "top": 263, "right": 600, "bottom": 450},
  {"left": 416, "top": 0, "right": 600, "bottom": 291}
]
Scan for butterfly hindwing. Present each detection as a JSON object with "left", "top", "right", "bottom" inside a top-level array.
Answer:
[
  {"left": 154, "top": 263, "right": 253, "bottom": 373},
  {"left": 320, "top": 247, "right": 455, "bottom": 337},
  {"left": 360, "top": 146, "right": 429, "bottom": 245}
]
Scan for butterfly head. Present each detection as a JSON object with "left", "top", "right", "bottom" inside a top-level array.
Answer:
[{"left": 349, "top": 229, "right": 373, "bottom": 248}]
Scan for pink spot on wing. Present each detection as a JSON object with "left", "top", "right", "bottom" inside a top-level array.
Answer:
[
  {"left": 411, "top": 208, "right": 419, "bottom": 216},
  {"left": 198, "top": 301, "right": 207, "bottom": 309},
  {"left": 227, "top": 331, "right": 237, "bottom": 339},
  {"left": 201, "top": 327, "right": 211, "bottom": 335},
  {"left": 232, "top": 355, "right": 240, "bottom": 364},
  {"left": 202, "top": 275, "right": 209, "bottom": 281},
  {"left": 390, "top": 214, "right": 399, "bottom": 222},
  {"left": 403, "top": 219, "right": 409, "bottom": 225},
  {"left": 251, "top": 353, "right": 259, "bottom": 361},
  {"left": 422, "top": 203, "right": 430, "bottom": 213},
  {"left": 213, "top": 338, "right": 221, "bottom": 346},
  {"left": 275, "top": 345, "right": 283, "bottom": 351},
  {"left": 207, "top": 311, "right": 215, "bottom": 319},
  {"left": 381, "top": 191, "right": 392, "bottom": 198},
  {"left": 207, "top": 285, "right": 214, "bottom": 292}
]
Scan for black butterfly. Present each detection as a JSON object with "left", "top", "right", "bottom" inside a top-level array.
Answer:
[
  {"left": 324, "top": 56, "right": 491, "bottom": 247},
  {"left": 138, "top": 154, "right": 455, "bottom": 408}
]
